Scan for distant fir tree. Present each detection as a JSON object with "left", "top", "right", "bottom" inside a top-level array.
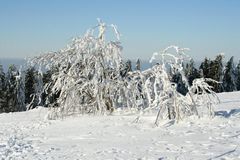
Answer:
[
  {"left": 205, "top": 54, "right": 224, "bottom": 92},
  {"left": 25, "top": 67, "right": 40, "bottom": 109},
  {"left": 120, "top": 60, "right": 132, "bottom": 77},
  {"left": 135, "top": 59, "right": 141, "bottom": 71},
  {"left": 199, "top": 55, "right": 224, "bottom": 92},
  {"left": 185, "top": 59, "right": 201, "bottom": 85},
  {"left": 223, "top": 56, "right": 236, "bottom": 92},
  {"left": 25, "top": 67, "right": 43, "bottom": 109},
  {"left": 125, "top": 60, "right": 132, "bottom": 73},
  {"left": 0, "top": 64, "right": 5, "bottom": 88},
  {"left": 16, "top": 69, "right": 25, "bottom": 111},
  {"left": 171, "top": 73, "right": 188, "bottom": 95},
  {"left": 42, "top": 69, "right": 52, "bottom": 107},
  {"left": 5, "top": 65, "right": 18, "bottom": 112},
  {"left": 236, "top": 60, "right": 240, "bottom": 91},
  {"left": 42, "top": 66, "right": 60, "bottom": 107},
  {"left": 0, "top": 64, "right": 7, "bottom": 112},
  {"left": 212, "top": 54, "right": 224, "bottom": 92},
  {"left": 208, "top": 60, "right": 215, "bottom": 78},
  {"left": 5, "top": 65, "right": 25, "bottom": 112},
  {"left": 199, "top": 57, "right": 210, "bottom": 78},
  {"left": 34, "top": 70, "right": 44, "bottom": 107}
]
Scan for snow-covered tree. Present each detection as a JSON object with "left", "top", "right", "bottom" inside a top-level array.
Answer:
[
  {"left": 147, "top": 46, "right": 199, "bottom": 124},
  {"left": 30, "top": 20, "right": 123, "bottom": 119},
  {"left": 190, "top": 78, "right": 220, "bottom": 117},
  {"left": 146, "top": 46, "right": 220, "bottom": 124}
]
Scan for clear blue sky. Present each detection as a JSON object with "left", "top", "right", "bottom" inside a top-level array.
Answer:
[{"left": 0, "top": 0, "right": 240, "bottom": 61}]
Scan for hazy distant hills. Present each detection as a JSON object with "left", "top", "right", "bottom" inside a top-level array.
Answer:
[
  {"left": 0, "top": 58, "right": 26, "bottom": 71},
  {"left": 0, "top": 58, "right": 201, "bottom": 72},
  {"left": 0, "top": 58, "right": 154, "bottom": 71}
]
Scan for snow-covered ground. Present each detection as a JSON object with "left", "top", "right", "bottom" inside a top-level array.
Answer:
[{"left": 0, "top": 92, "right": 240, "bottom": 160}]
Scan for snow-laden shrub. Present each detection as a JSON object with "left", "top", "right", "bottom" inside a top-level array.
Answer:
[
  {"left": 147, "top": 46, "right": 220, "bottom": 125},
  {"left": 190, "top": 78, "right": 220, "bottom": 117},
  {"left": 136, "top": 46, "right": 193, "bottom": 124},
  {"left": 30, "top": 20, "right": 220, "bottom": 123},
  {"left": 30, "top": 20, "right": 124, "bottom": 119}
]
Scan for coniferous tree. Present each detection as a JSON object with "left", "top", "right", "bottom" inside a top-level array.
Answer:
[
  {"left": 212, "top": 54, "right": 224, "bottom": 92},
  {"left": 135, "top": 59, "right": 141, "bottom": 71},
  {"left": 199, "top": 55, "right": 225, "bottom": 92},
  {"left": 5, "top": 65, "right": 25, "bottom": 112},
  {"left": 236, "top": 60, "right": 240, "bottom": 91},
  {"left": 0, "top": 64, "right": 7, "bottom": 112},
  {"left": 120, "top": 60, "right": 132, "bottom": 77},
  {"left": 25, "top": 67, "right": 43, "bottom": 109},
  {"left": 204, "top": 60, "right": 215, "bottom": 91},
  {"left": 126, "top": 60, "right": 132, "bottom": 72},
  {"left": 223, "top": 56, "right": 236, "bottom": 92},
  {"left": 42, "top": 66, "right": 60, "bottom": 107},
  {"left": 16, "top": 69, "right": 25, "bottom": 111},
  {"left": 208, "top": 60, "right": 215, "bottom": 78},
  {"left": 42, "top": 69, "right": 52, "bottom": 106},
  {"left": 185, "top": 59, "right": 201, "bottom": 85},
  {"left": 171, "top": 73, "right": 188, "bottom": 95},
  {"left": 6, "top": 65, "right": 18, "bottom": 112},
  {"left": 34, "top": 70, "right": 44, "bottom": 107},
  {"left": 0, "top": 64, "right": 5, "bottom": 88},
  {"left": 205, "top": 54, "right": 224, "bottom": 92},
  {"left": 25, "top": 67, "right": 38, "bottom": 108},
  {"left": 199, "top": 57, "right": 210, "bottom": 78}
]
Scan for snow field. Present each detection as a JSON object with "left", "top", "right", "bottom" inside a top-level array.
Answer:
[{"left": 0, "top": 91, "right": 240, "bottom": 160}]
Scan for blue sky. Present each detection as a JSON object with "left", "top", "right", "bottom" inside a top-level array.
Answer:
[{"left": 0, "top": 0, "right": 240, "bottom": 61}]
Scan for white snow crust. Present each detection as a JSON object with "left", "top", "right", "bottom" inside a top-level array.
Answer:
[{"left": 0, "top": 92, "right": 240, "bottom": 160}]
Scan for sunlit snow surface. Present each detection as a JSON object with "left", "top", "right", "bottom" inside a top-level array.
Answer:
[{"left": 0, "top": 92, "right": 240, "bottom": 160}]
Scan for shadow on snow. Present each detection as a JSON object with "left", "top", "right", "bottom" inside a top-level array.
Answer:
[{"left": 215, "top": 108, "right": 240, "bottom": 118}]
